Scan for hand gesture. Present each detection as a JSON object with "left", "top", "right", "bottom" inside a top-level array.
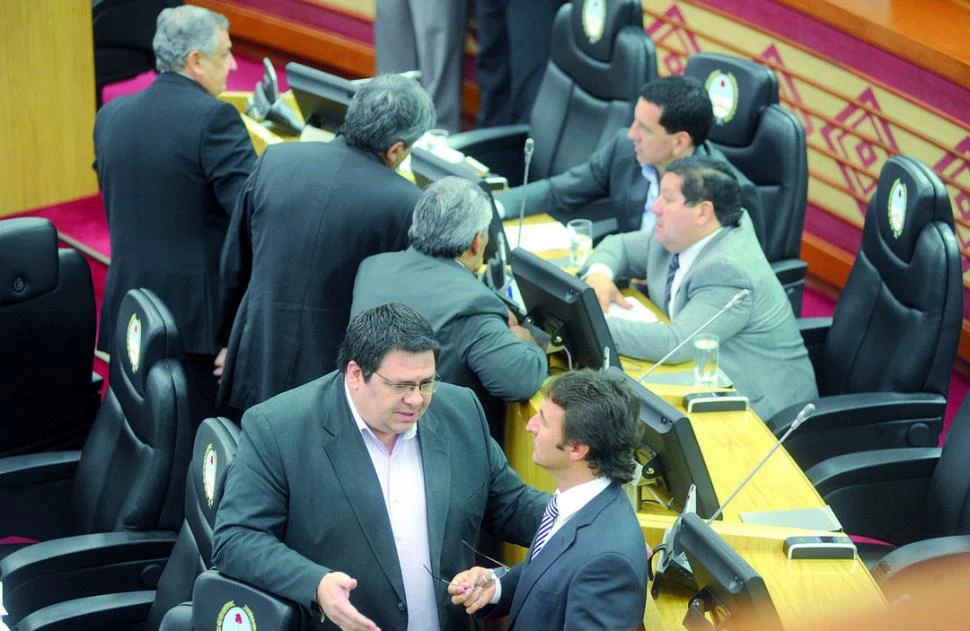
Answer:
[
  {"left": 448, "top": 566, "right": 497, "bottom": 615},
  {"left": 316, "top": 571, "right": 381, "bottom": 631},
  {"left": 585, "top": 272, "right": 631, "bottom": 311}
]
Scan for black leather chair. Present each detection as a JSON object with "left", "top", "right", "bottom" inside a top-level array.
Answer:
[
  {"left": 807, "top": 392, "right": 970, "bottom": 602},
  {"left": 449, "top": 0, "right": 656, "bottom": 186},
  {"left": 683, "top": 52, "right": 809, "bottom": 314},
  {"left": 14, "top": 417, "right": 240, "bottom": 631},
  {"left": 93, "top": 0, "right": 182, "bottom": 107},
  {"left": 0, "top": 217, "right": 102, "bottom": 457},
  {"left": 0, "top": 288, "right": 192, "bottom": 625},
  {"left": 768, "top": 155, "right": 962, "bottom": 470}
]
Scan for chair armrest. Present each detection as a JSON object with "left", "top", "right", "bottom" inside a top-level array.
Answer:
[
  {"left": 770, "top": 392, "right": 945, "bottom": 469},
  {"left": 447, "top": 124, "right": 530, "bottom": 184},
  {"left": 873, "top": 535, "right": 970, "bottom": 600},
  {"left": 192, "top": 570, "right": 304, "bottom": 631},
  {"left": 0, "top": 451, "right": 80, "bottom": 539},
  {"left": 770, "top": 258, "right": 807, "bottom": 285},
  {"left": 16, "top": 590, "right": 155, "bottom": 631},
  {"left": 1, "top": 530, "right": 176, "bottom": 624},
  {"left": 806, "top": 448, "right": 940, "bottom": 542},
  {"left": 797, "top": 317, "right": 832, "bottom": 347}
]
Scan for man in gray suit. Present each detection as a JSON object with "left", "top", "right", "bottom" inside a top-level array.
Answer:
[
  {"left": 584, "top": 156, "right": 816, "bottom": 419},
  {"left": 212, "top": 303, "right": 547, "bottom": 631},
  {"left": 351, "top": 177, "right": 548, "bottom": 439},
  {"left": 449, "top": 369, "right": 648, "bottom": 630}
]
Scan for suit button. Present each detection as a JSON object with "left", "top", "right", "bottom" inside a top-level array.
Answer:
[{"left": 398, "top": 601, "right": 406, "bottom": 612}]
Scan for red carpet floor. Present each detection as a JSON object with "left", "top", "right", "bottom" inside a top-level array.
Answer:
[{"left": 9, "top": 54, "right": 968, "bottom": 439}]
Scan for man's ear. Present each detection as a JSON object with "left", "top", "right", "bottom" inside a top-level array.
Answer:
[
  {"left": 381, "top": 140, "right": 408, "bottom": 168},
  {"left": 672, "top": 131, "right": 694, "bottom": 158},
  {"left": 696, "top": 200, "right": 717, "bottom": 225},
  {"left": 567, "top": 442, "right": 589, "bottom": 462},
  {"left": 469, "top": 232, "right": 486, "bottom": 256}
]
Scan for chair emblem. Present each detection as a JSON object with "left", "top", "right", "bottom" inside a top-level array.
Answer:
[
  {"left": 203, "top": 443, "right": 218, "bottom": 508},
  {"left": 217, "top": 601, "right": 256, "bottom": 631},
  {"left": 582, "top": 0, "right": 606, "bottom": 44},
  {"left": 126, "top": 313, "right": 142, "bottom": 373},
  {"left": 705, "top": 70, "right": 739, "bottom": 125},
  {"left": 887, "top": 178, "right": 907, "bottom": 239}
]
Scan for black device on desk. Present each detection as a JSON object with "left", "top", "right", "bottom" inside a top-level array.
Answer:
[
  {"left": 510, "top": 248, "right": 620, "bottom": 370},
  {"left": 678, "top": 513, "right": 783, "bottom": 630},
  {"left": 286, "top": 62, "right": 356, "bottom": 133},
  {"left": 684, "top": 391, "right": 749, "bottom": 413},
  {"left": 615, "top": 367, "right": 720, "bottom": 520},
  {"left": 784, "top": 535, "right": 856, "bottom": 560}
]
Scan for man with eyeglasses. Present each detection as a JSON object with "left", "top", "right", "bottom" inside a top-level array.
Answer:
[
  {"left": 213, "top": 303, "right": 549, "bottom": 631},
  {"left": 449, "top": 369, "right": 648, "bottom": 630},
  {"left": 352, "top": 176, "right": 548, "bottom": 442}
]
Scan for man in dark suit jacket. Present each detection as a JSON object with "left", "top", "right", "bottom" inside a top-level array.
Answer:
[
  {"left": 94, "top": 5, "right": 255, "bottom": 424},
  {"left": 217, "top": 74, "right": 436, "bottom": 415},
  {"left": 352, "top": 176, "right": 548, "bottom": 439},
  {"left": 495, "top": 75, "right": 764, "bottom": 246},
  {"left": 212, "top": 304, "right": 548, "bottom": 631},
  {"left": 450, "top": 369, "right": 649, "bottom": 630}
]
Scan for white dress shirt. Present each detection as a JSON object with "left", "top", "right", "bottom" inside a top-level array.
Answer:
[{"left": 640, "top": 164, "right": 660, "bottom": 232}]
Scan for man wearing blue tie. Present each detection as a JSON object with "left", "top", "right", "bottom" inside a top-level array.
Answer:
[{"left": 449, "top": 369, "right": 649, "bottom": 630}]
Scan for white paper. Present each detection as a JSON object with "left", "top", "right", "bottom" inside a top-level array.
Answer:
[
  {"left": 607, "top": 300, "right": 659, "bottom": 323},
  {"left": 504, "top": 223, "right": 572, "bottom": 252}
]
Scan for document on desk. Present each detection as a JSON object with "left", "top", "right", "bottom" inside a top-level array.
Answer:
[
  {"left": 607, "top": 300, "right": 659, "bottom": 323},
  {"left": 504, "top": 223, "right": 571, "bottom": 252},
  {"left": 739, "top": 505, "right": 843, "bottom": 531}
]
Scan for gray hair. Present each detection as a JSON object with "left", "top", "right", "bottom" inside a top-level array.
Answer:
[
  {"left": 409, "top": 177, "right": 492, "bottom": 258},
  {"left": 341, "top": 74, "right": 436, "bottom": 154},
  {"left": 153, "top": 6, "right": 228, "bottom": 73}
]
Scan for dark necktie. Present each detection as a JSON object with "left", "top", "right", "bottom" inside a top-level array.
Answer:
[
  {"left": 665, "top": 253, "right": 680, "bottom": 314},
  {"left": 531, "top": 495, "right": 560, "bottom": 560}
]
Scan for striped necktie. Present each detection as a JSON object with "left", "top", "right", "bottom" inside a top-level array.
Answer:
[
  {"left": 664, "top": 253, "right": 680, "bottom": 314},
  {"left": 531, "top": 495, "right": 560, "bottom": 560}
]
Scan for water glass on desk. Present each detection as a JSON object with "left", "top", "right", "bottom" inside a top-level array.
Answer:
[
  {"left": 693, "top": 333, "right": 719, "bottom": 387},
  {"left": 567, "top": 219, "right": 593, "bottom": 268}
]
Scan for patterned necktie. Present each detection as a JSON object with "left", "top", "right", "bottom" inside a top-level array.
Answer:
[
  {"left": 531, "top": 495, "right": 560, "bottom": 560},
  {"left": 664, "top": 253, "right": 680, "bottom": 314}
]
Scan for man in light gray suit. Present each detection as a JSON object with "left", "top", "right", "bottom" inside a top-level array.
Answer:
[
  {"left": 352, "top": 177, "right": 548, "bottom": 439},
  {"left": 584, "top": 156, "right": 816, "bottom": 419}
]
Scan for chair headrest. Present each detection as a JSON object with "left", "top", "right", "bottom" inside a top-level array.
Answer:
[
  {"left": 193, "top": 570, "right": 302, "bottom": 631},
  {"left": 0, "top": 218, "right": 58, "bottom": 307},
  {"left": 191, "top": 417, "right": 241, "bottom": 527},
  {"left": 112, "top": 288, "right": 184, "bottom": 396},
  {"left": 684, "top": 53, "right": 779, "bottom": 147},
  {"left": 569, "top": 0, "right": 644, "bottom": 63},
  {"left": 871, "top": 155, "right": 954, "bottom": 263}
]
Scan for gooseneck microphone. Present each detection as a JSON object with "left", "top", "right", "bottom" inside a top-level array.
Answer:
[
  {"left": 705, "top": 402, "right": 816, "bottom": 524},
  {"left": 637, "top": 288, "right": 750, "bottom": 385},
  {"left": 516, "top": 138, "right": 536, "bottom": 250}
]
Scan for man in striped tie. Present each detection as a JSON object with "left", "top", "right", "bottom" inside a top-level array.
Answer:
[{"left": 448, "top": 369, "right": 649, "bottom": 630}]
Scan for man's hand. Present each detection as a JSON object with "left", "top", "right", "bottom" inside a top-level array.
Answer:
[
  {"left": 316, "top": 572, "right": 380, "bottom": 631},
  {"left": 585, "top": 272, "right": 631, "bottom": 312},
  {"left": 213, "top": 347, "right": 227, "bottom": 377},
  {"left": 448, "top": 566, "right": 496, "bottom": 615}
]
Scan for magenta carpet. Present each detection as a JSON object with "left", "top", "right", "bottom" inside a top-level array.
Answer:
[{"left": 9, "top": 53, "right": 968, "bottom": 439}]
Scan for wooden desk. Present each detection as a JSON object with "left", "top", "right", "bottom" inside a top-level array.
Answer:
[{"left": 503, "top": 215, "right": 885, "bottom": 627}]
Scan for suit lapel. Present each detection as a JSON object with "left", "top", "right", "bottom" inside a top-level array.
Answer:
[
  {"left": 318, "top": 377, "right": 408, "bottom": 605},
  {"left": 418, "top": 409, "right": 451, "bottom": 581}
]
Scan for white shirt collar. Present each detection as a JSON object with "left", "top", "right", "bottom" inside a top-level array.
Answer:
[
  {"left": 554, "top": 476, "right": 611, "bottom": 525},
  {"left": 668, "top": 227, "right": 722, "bottom": 318},
  {"left": 343, "top": 377, "right": 418, "bottom": 442}
]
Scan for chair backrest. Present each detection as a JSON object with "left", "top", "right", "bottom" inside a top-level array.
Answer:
[
  {"left": 0, "top": 217, "right": 99, "bottom": 456},
  {"left": 927, "top": 393, "right": 970, "bottom": 538},
  {"left": 683, "top": 52, "right": 808, "bottom": 264},
  {"left": 148, "top": 417, "right": 240, "bottom": 629},
  {"left": 820, "top": 155, "right": 961, "bottom": 397},
  {"left": 528, "top": 0, "right": 657, "bottom": 182},
  {"left": 68, "top": 288, "right": 192, "bottom": 535},
  {"left": 191, "top": 570, "right": 303, "bottom": 631}
]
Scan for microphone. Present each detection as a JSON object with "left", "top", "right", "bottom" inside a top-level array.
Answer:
[
  {"left": 705, "top": 402, "right": 816, "bottom": 524},
  {"left": 637, "top": 288, "right": 750, "bottom": 385},
  {"left": 516, "top": 138, "right": 536, "bottom": 250}
]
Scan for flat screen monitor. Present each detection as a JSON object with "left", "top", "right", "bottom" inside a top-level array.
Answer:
[
  {"left": 511, "top": 248, "right": 621, "bottom": 371},
  {"left": 678, "top": 513, "right": 783, "bottom": 629},
  {"left": 478, "top": 181, "right": 512, "bottom": 269},
  {"left": 286, "top": 62, "right": 357, "bottom": 133},
  {"left": 612, "top": 367, "right": 720, "bottom": 520}
]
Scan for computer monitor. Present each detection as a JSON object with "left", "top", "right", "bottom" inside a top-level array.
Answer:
[
  {"left": 478, "top": 181, "right": 512, "bottom": 269},
  {"left": 678, "top": 513, "right": 783, "bottom": 630},
  {"left": 510, "top": 248, "right": 621, "bottom": 370},
  {"left": 613, "top": 367, "right": 720, "bottom": 520},
  {"left": 286, "top": 62, "right": 357, "bottom": 133}
]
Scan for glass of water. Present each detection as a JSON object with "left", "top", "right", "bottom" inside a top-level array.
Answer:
[
  {"left": 693, "top": 333, "right": 720, "bottom": 388},
  {"left": 567, "top": 219, "right": 593, "bottom": 268}
]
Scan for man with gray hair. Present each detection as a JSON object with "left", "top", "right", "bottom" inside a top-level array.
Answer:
[
  {"left": 351, "top": 176, "right": 547, "bottom": 439},
  {"left": 217, "top": 74, "right": 437, "bottom": 414},
  {"left": 94, "top": 5, "right": 255, "bottom": 428}
]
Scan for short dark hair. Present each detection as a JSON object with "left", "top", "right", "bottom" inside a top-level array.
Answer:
[
  {"left": 641, "top": 75, "right": 714, "bottom": 148},
  {"left": 337, "top": 303, "right": 440, "bottom": 377},
  {"left": 665, "top": 156, "right": 743, "bottom": 227},
  {"left": 546, "top": 369, "right": 641, "bottom": 485},
  {"left": 341, "top": 74, "right": 436, "bottom": 154}
]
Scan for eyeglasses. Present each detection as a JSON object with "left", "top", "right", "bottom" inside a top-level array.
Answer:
[
  {"left": 423, "top": 540, "right": 511, "bottom": 587},
  {"left": 374, "top": 371, "right": 438, "bottom": 397}
]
